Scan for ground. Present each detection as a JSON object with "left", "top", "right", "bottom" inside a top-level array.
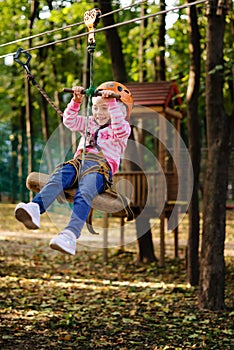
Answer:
[{"left": 0, "top": 204, "right": 233, "bottom": 349}]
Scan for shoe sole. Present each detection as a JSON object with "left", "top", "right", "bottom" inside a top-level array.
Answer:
[
  {"left": 49, "top": 241, "right": 75, "bottom": 256},
  {"left": 15, "top": 208, "right": 39, "bottom": 230}
]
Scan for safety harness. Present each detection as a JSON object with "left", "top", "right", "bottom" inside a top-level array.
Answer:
[
  {"left": 64, "top": 150, "right": 112, "bottom": 189},
  {"left": 60, "top": 150, "right": 134, "bottom": 226},
  {"left": 51, "top": 144, "right": 133, "bottom": 225}
]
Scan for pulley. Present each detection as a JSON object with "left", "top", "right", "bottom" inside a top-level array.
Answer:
[{"left": 84, "top": 8, "right": 102, "bottom": 52}]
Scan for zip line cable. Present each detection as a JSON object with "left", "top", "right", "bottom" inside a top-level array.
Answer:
[
  {"left": 0, "top": 19, "right": 84, "bottom": 49},
  {"left": 0, "top": 0, "right": 208, "bottom": 60},
  {"left": 0, "top": 0, "right": 147, "bottom": 49}
]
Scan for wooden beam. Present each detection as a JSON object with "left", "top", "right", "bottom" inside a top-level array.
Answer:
[{"left": 165, "top": 107, "right": 183, "bottom": 119}]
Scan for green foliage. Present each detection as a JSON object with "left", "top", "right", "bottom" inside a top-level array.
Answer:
[
  {"left": 122, "top": 4, "right": 162, "bottom": 82},
  {"left": 0, "top": 0, "right": 233, "bottom": 199}
]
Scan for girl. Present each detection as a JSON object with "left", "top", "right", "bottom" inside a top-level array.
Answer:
[{"left": 14, "top": 81, "right": 133, "bottom": 255}]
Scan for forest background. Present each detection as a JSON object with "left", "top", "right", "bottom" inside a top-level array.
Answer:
[
  {"left": 0, "top": 0, "right": 233, "bottom": 201},
  {"left": 0, "top": 0, "right": 234, "bottom": 343}
]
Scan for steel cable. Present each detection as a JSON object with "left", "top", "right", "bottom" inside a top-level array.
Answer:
[
  {"left": 0, "top": 0, "right": 208, "bottom": 60},
  {"left": 0, "top": 0, "right": 147, "bottom": 49}
]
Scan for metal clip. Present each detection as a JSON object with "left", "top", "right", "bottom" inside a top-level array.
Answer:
[
  {"left": 84, "top": 8, "right": 102, "bottom": 45},
  {"left": 14, "top": 48, "right": 32, "bottom": 75}
]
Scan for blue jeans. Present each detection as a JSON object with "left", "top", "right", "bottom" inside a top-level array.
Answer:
[{"left": 32, "top": 160, "right": 108, "bottom": 238}]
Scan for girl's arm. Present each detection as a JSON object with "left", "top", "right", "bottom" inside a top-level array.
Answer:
[
  {"left": 63, "top": 99, "right": 87, "bottom": 132},
  {"left": 108, "top": 100, "right": 131, "bottom": 139},
  {"left": 63, "top": 86, "right": 87, "bottom": 132}
]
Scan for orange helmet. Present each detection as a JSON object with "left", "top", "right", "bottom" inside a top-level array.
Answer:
[{"left": 96, "top": 81, "right": 133, "bottom": 120}]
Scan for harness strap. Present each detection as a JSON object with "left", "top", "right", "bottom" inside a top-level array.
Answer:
[
  {"left": 64, "top": 150, "right": 112, "bottom": 188},
  {"left": 55, "top": 150, "right": 134, "bottom": 232}
]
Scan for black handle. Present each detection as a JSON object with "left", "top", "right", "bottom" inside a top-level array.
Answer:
[{"left": 63, "top": 88, "right": 120, "bottom": 99}]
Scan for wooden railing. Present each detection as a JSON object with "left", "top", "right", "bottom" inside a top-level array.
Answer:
[{"left": 113, "top": 171, "right": 164, "bottom": 212}]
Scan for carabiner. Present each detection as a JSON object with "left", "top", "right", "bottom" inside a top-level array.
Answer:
[{"left": 14, "top": 48, "right": 32, "bottom": 75}]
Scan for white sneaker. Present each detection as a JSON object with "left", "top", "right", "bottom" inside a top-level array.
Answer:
[
  {"left": 14, "top": 202, "right": 40, "bottom": 230},
  {"left": 49, "top": 230, "right": 76, "bottom": 256}
]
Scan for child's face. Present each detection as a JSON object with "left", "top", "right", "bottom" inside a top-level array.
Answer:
[{"left": 92, "top": 97, "right": 110, "bottom": 126}]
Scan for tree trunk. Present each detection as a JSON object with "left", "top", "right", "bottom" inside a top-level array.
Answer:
[
  {"left": 25, "top": 76, "right": 33, "bottom": 195},
  {"left": 123, "top": 128, "right": 158, "bottom": 263},
  {"left": 97, "top": 0, "right": 127, "bottom": 82},
  {"left": 138, "top": 2, "right": 148, "bottom": 82},
  {"left": 26, "top": 0, "right": 39, "bottom": 199},
  {"left": 186, "top": 1, "right": 201, "bottom": 286},
  {"left": 136, "top": 217, "right": 157, "bottom": 263},
  {"left": 199, "top": 2, "right": 231, "bottom": 310},
  {"left": 20, "top": 106, "right": 28, "bottom": 202},
  {"left": 40, "top": 94, "right": 54, "bottom": 173},
  {"left": 38, "top": 47, "right": 54, "bottom": 173},
  {"left": 156, "top": 0, "right": 166, "bottom": 81},
  {"left": 10, "top": 123, "right": 19, "bottom": 203}
]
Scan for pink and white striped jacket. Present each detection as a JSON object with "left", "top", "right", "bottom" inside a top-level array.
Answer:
[{"left": 63, "top": 99, "right": 131, "bottom": 174}]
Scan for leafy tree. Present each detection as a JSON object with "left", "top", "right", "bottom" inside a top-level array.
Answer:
[
  {"left": 156, "top": 0, "right": 166, "bottom": 80},
  {"left": 199, "top": 0, "right": 234, "bottom": 310},
  {"left": 186, "top": 0, "right": 201, "bottom": 286},
  {"left": 97, "top": 0, "right": 127, "bottom": 82}
]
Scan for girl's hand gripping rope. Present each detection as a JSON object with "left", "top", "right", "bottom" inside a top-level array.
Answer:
[
  {"left": 100, "top": 89, "right": 116, "bottom": 102},
  {"left": 72, "top": 86, "right": 85, "bottom": 103},
  {"left": 63, "top": 87, "right": 121, "bottom": 100}
]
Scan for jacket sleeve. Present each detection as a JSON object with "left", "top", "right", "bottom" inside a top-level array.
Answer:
[
  {"left": 63, "top": 99, "right": 86, "bottom": 132},
  {"left": 108, "top": 100, "right": 131, "bottom": 139}
]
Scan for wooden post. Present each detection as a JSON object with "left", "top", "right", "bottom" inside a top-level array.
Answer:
[
  {"left": 174, "top": 226, "right": 179, "bottom": 258},
  {"left": 103, "top": 213, "right": 109, "bottom": 263},
  {"left": 120, "top": 216, "right": 125, "bottom": 249},
  {"left": 173, "top": 205, "right": 179, "bottom": 258},
  {"left": 159, "top": 211, "right": 165, "bottom": 266}
]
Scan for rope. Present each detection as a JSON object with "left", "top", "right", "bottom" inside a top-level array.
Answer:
[
  {"left": 0, "top": 0, "right": 147, "bottom": 49},
  {"left": 0, "top": 0, "right": 208, "bottom": 60},
  {"left": 82, "top": 44, "right": 96, "bottom": 167},
  {"left": 27, "top": 74, "right": 64, "bottom": 118}
]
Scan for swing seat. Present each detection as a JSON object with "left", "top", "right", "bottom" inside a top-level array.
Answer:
[{"left": 26, "top": 172, "right": 131, "bottom": 215}]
